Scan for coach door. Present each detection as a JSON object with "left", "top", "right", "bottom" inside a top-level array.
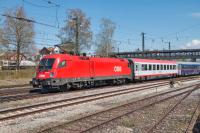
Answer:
[
  {"left": 135, "top": 63, "right": 139, "bottom": 76},
  {"left": 89, "top": 61, "right": 95, "bottom": 79},
  {"left": 127, "top": 59, "right": 134, "bottom": 80}
]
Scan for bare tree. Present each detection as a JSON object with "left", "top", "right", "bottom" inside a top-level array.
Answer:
[
  {"left": 0, "top": 28, "right": 9, "bottom": 50},
  {"left": 57, "top": 9, "right": 92, "bottom": 54},
  {"left": 1, "top": 6, "right": 35, "bottom": 69},
  {"left": 95, "top": 18, "right": 116, "bottom": 56}
]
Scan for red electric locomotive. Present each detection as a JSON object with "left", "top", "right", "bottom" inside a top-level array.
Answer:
[{"left": 32, "top": 54, "right": 132, "bottom": 91}]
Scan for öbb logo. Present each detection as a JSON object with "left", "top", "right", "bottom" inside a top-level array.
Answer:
[{"left": 114, "top": 66, "right": 122, "bottom": 72}]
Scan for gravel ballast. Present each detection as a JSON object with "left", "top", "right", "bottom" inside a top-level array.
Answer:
[{"left": 0, "top": 79, "right": 199, "bottom": 133}]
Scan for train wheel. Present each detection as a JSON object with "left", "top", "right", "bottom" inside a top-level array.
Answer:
[
  {"left": 59, "top": 84, "right": 70, "bottom": 92},
  {"left": 40, "top": 86, "right": 49, "bottom": 94}
]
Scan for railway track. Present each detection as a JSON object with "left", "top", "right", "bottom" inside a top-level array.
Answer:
[
  {"left": 147, "top": 88, "right": 200, "bottom": 133},
  {"left": 0, "top": 82, "right": 169, "bottom": 122},
  {"left": 0, "top": 76, "right": 198, "bottom": 103},
  {"left": 0, "top": 87, "right": 32, "bottom": 97},
  {"left": 39, "top": 83, "right": 200, "bottom": 133},
  {"left": 0, "top": 81, "right": 198, "bottom": 126},
  {"left": 146, "top": 90, "right": 194, "bottom": 133},
  {"left": 0, "top": 78, "right": 169, "bottom": 103},
  {"left": 0, "top": 84, "right": 29, "bottom": 90}
]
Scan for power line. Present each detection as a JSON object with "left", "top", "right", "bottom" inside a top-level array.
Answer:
[
  {"left": 0, "top": 31, "right": 60, "bottom": 43},
  {"left": 147, "top": 22, "right": 200, "bottom": 42},
  {"left": 22, "top": 0, "right": 60, "bottom": 28},
  {"left": 23, "top": 0, "right": 55, "bottom": 8},
  {"left": 0, "top": 13, "right": 59, "bottom": 29},
  {"left": 42, "top": 0, "right": 60, "bottom": 7},
  {"left": 0, "top": 39, "right": 55, "bottom": 47}
]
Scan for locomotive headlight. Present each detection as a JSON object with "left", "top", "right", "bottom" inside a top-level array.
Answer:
[{"left": 50, "top": 72, "right": 55, "bottom": 78}]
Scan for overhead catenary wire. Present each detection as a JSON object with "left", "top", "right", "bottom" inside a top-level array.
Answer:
[
  {"left": 42, "top": 0, "right": 60, "bottom": 7},
  {"left": 0, "top": 40, "right": 55, "bottom": 47},
  {"left": 0, "top": 13, "right": 59, "bottom": 29},
  {"left": 22, "top": 0, "right": 60, "bottom": 28},
  {"left": 23, "top": 0, "right": 56, "bottom": 8},
  {"left": 1, "top": 1, "right": 200, "bottom": 52}
]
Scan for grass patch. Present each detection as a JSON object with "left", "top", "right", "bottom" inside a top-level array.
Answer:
[{"left": 0, "top": 69, "right": 35, "bottom": 80}]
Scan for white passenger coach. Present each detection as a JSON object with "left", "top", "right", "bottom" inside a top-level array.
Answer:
[{"left": 131, "top": 58, "right": 178, "bottom": 80}]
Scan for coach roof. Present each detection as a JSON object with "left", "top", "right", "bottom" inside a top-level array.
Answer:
[{"left": 131, "top": 58, "right": 177, "bottom": 64}]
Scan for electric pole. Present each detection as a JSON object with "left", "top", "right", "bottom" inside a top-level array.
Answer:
[
  {"left": 165, "top": 41, "right": 171, "bottom": 59},
  {"left": 73, "top": 17, "right": 79, "bottom": 55},
  {"left": 141, "top": 32, "right": 145, "bottom": 52},
  {"left": 165, "top": 41, "right": 171, "bottom": 50}
]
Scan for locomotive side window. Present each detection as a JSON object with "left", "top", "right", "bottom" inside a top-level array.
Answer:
[{"left": 58, "top": 60, "right": 66, "bottom": 68}]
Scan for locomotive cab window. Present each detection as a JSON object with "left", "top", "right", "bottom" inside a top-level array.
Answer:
[
  {"left": 58, "top": 60, "right": 66, "bottom": 68},
  {"left": 39, "top": 58, "right": 55, "bottom": 71}
]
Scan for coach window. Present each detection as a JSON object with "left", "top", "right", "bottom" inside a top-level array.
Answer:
[
  {"left": 144, "top": 64, "right": 148, "bottom": 71},
  {"left": 145, "top": 64, "right": 147, "bottom": 70},
  {"left": 164, "top": 65, "right": 166, "bottom": 70},
  {"left": 161, "top": 65, "right": 163, "bottom": 70},
  {"left": 58, "top": 60, "right": 66, "bottom": 68},
  {"left": 153, "top": 65, "right": 156, "bottom": 70},
  {"left": 142, "top": 64, "right": 145, "bottom": 71},
  {"left": 157, "top": 65, "right": 159, "bottom": 70},
  {"left": 173, "top": 65, "right": 176, "bottom": 70},
  {"left": 170, "top": 65, "right": 172, "bottom": 70},
  {"left": 135, "top": 64, "right": 138, "bottom": 71},
  {"left": 149, "top": 64, "right": 152, "bottom": 70}
]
